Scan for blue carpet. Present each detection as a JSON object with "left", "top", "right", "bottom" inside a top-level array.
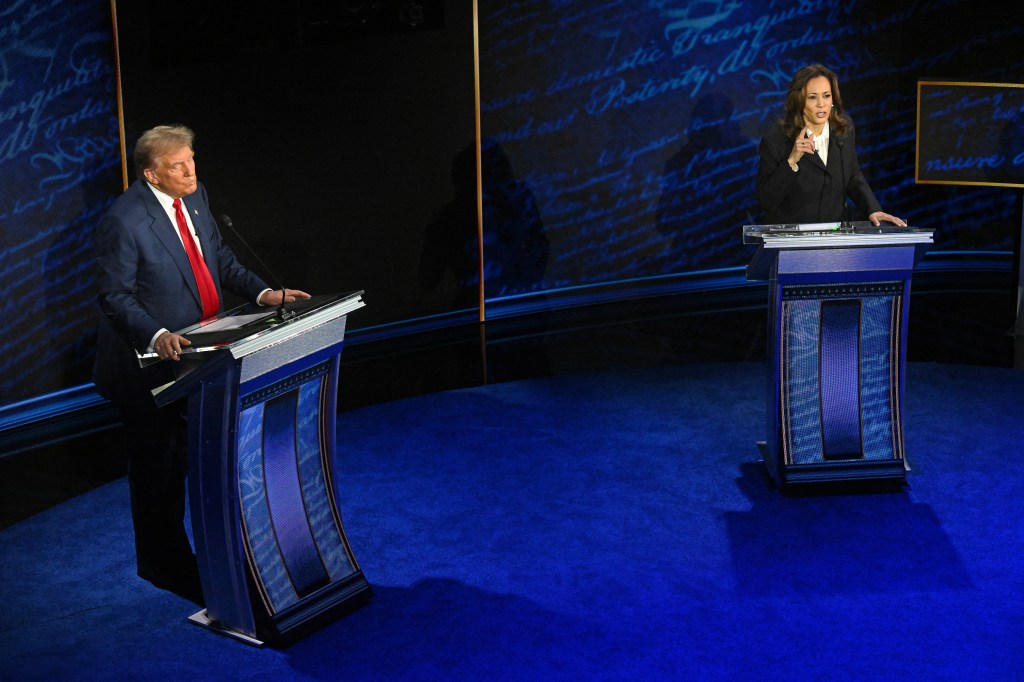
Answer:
[{"left": 1, "top": 362, "right": 1022, "bottom": 680}]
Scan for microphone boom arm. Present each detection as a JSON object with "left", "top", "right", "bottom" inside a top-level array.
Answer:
[{"left": 219, "top": 214, "right": 295, "bottom": 320}]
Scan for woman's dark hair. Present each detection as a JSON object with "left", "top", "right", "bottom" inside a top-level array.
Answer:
[{"left": 780, "top": 64, "right": 850, "bottom": 139}]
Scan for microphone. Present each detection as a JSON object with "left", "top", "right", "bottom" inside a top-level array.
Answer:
[
  {"left": 219, "top": 214, "right": 295, "bottom": 321},
  {"left": 836, "top": 135, "right": 850, "bottom": 230},
  {"left": 808, "top": 128, "right": 828, "bottom": 223}
]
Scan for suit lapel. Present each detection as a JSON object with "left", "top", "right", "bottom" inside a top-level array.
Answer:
[
  {"left": 138, "top": 182, "right": 202, "bottom": 308},
  {"left": 806, "top": 139, "right": 828, "bottom": 172},
  {"left": 182, "top": 192, "right": 221, "bottom": 296},
  {"left": 824, "top": 137, "right": 842, "bottom": 179}
]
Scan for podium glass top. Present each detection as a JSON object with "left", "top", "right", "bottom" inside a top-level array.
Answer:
[
  {"left": 137, "top": 290, "right": 364, "bottom": 365},
  {"left": 743, "top": 222, "right": 933, "bottom": 246}
]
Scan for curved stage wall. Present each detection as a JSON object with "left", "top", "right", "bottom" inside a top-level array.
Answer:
[{"left": 0, "top": 1, "right": 1022, "bottom": 419}]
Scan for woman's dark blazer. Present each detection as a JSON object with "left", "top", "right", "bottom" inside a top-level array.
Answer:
[{"left": 756, "top": 120, "right": 882, "bottom": 224}]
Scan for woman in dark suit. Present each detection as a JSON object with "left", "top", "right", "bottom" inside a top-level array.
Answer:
[{"left": 756, "top": 63, "right": 905, "bottom": 227}]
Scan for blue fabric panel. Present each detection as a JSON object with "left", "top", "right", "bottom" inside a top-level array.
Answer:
[
  {"left": 237, "top": 404, "right": 298, "bottom": 613},
  {"left": 782, "top": 299, "right": 823, "bottom": 465},
  {"left": 263, "top": 393, "right": 331, "bottom": 598},
  {"left": 819, "top": 300, "right": 863, "bottom": 459},
  {"left": 860, "top": 296, "right": 900, "bottom": 460},
  {"left": 296, "top": 377, "right": 355, "bottom": 580}
]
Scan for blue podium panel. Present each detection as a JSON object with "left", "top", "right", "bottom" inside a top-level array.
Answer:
[
  {"left": 154, "top": 293, "right": 371, "bottom": 645},
  {"left": 744, "top": 226, "right": 932, "bottom": 488},
  {"left": 235, "top": 358, "right": 368, "bottom": 639},
  {"left": 779, "top": 283, "right": 904, "bottom": 469}
]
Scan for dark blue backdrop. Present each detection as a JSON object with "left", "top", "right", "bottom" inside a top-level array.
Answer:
[
  {"left": 0, "top": 0, "right": 122, "bottom": 406},
  {"left": 1, "top": 0, "right": 1022, "bottom": 408},
  {"left": 478, "top": 1, "right": 1024, "bottom": 304}
]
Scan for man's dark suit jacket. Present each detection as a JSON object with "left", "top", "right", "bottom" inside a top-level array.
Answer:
[
  {"left": 756, "top": 121, "right": 882, "bottom": 225},
  {"left": 92, "top": 180, "right": 268, "bottom": 403}
]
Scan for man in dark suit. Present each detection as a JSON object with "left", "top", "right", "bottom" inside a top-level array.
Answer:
[{"left": 93, "top": 125, "right": 309, "bottom": 603}]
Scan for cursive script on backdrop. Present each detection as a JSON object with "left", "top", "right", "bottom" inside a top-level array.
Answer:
[
  {"left": 0, "top": 0, "right": 122, "bottom": 405},
  {"left": 478, "top": 0, "right": 1024, "bottom": 300}
]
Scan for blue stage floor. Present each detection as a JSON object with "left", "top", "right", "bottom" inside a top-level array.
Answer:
[{"left": 2, "top": 361, "right": 1022, "bottom": 680}]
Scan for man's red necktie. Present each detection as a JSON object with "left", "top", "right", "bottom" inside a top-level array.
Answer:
[{"left": 172, "top": 198, "right": 220, "bottom": 320}]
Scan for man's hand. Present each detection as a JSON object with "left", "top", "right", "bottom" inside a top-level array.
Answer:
[
  {"left": 259, "top": 288, "right": 312, "bottom": 306},
  {"left": 154, "top": 331, "right": 192, "bottom": 361}
]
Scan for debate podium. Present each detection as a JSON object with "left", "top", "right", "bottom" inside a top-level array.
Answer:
[
  {"left": 744, "top": 224, "right": 933, "bottom": 488},
  {"left": 148, "top": 291, "right": 371, "bottom": 645}
]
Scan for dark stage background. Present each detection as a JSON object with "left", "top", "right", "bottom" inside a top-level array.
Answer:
[
  {"left": 477, "top": 1, "right": 1024, "bottom": 303},
  {"left": 1, "top": 0, "right": 1022, "bottom": 408}
]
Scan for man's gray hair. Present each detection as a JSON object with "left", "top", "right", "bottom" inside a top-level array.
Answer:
[{"left": 133, "top": 125, "right": 194, "bottom": 179}]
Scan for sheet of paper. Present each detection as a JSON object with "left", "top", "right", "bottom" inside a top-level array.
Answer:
[{"left": 193, "top": 311, "right": 274, "bottom": 333}]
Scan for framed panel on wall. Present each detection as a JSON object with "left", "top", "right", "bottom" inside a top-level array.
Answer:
[{"left": 916, "top": 81, "right": 1024, "bottom": 188}]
